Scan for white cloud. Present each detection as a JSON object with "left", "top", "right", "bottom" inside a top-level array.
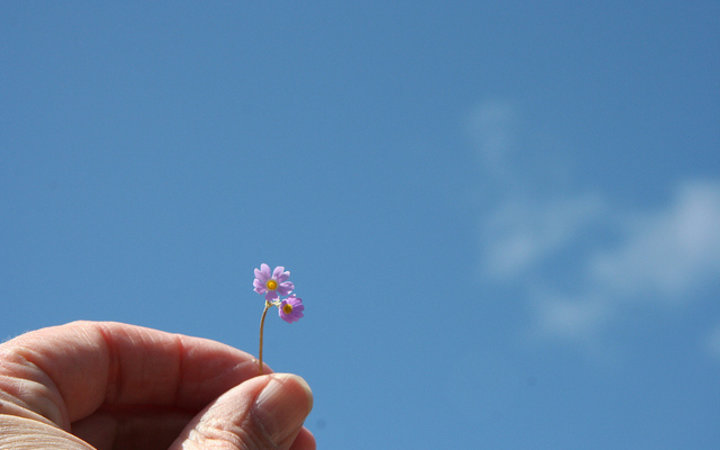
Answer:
[
  {"left": 706, "top": 324, "right": 720, "bottom": 359},
  {"left": 469, "top": 101, "right": 720, "bottom": 350},
  {"left": 482, "top": 194, "right": 606, "bottom": 279},
  {"left": 534, "top": 294, "right": 612, "bottom": 340},
  {"left": 532, "top": 181, "right": 720, "bottom": 339},
  {"left": 589, "top": 180, "right": 720, "bottom": 300},
  {"left": 466, "top": 101, "right": 515, "bottom": 178}
]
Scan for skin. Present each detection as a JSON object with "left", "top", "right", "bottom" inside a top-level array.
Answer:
[{"left": 0, "top": 321, "right": 315, "bottom": 449}]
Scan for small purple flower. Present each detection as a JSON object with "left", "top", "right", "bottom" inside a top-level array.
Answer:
[
  {"left": 279, "top": 295, "right": 304, "bottom": 323},
  {"left": 253, "top": 263, "right": 294, "bottom": 301}
]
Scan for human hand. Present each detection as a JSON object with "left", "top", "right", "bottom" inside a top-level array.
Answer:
[{"left": 0, "top": 321, "right": 315, "bottom": 449}]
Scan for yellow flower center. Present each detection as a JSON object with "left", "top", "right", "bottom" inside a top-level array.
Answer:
[
  {"left": 266, "top": 279, "right": 278, "bottom": 290},
  {"left": 282, "top": 303, "right": 293, "bottom": 314}
]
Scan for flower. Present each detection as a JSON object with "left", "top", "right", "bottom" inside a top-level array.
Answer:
[
  {"left": 253, "top": 263, "right": 305, "bottom": 374},
  {"left": 278, "top": 295, "right": 304, "bottom": 323},
  {"left": 253, "top": 263, "right": 294, "bottom": 301}
]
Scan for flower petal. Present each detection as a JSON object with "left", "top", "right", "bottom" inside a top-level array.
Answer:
[
  {"left": 253, "top": 279, "right": 267, "bottom": 293},
  {"left": 260, "top": 263, "right": 271, "bottom": 277},
  {"left": 272, "top": 266, "right": 285, "bottom": 279},
  {"left": 265, "top": 290, "right": 279, "bottom": 301},
  {"left": 275, "top": 270, "right": 290, "bottom": 283},
  {"left": 278, "top": 309, "right": 291, "bottom": 323},
  {"left": 254, "top": 265, "right": 270, "bottom": 282},
  {"left": 277, "top": 281, "right": 294, "bottom": 296}
]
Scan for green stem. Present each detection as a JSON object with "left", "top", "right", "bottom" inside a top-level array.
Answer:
[{"left": 258, "top": 301, "right": 271, "bottom": 375}]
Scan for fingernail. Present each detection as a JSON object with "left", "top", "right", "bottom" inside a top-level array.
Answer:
[{"left": 253, "top": 374, "right": 313, "bottom": 444}]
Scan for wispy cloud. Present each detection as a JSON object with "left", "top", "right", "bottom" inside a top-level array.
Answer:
[
  {"left": 470, "top": 100, "right": 720, "bottom": 351},
  {"left": 588, "top": 181, "right": 720, "bottom": 300},
  {"left": 533, "top": 294, "right": 612, "bottom": 340},
  {"left": 466, "top": 101, "right": 515, "bottom": 180},
  {"left": 706, "top": 324, "right": 720, "bottom": 359},
  {"left": 533, "top": 181, "right": 720, "bottom": 338},
  {"left": 481, "top": 194, "right": 607, "bottom": 279}
]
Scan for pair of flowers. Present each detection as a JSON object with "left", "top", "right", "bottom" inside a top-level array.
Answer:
[
  {"left": 253, "top": 263, "right": 304, "bottom": 323},
  {"left": 253, "top": 263, "right": 304, "bottom": 374}
]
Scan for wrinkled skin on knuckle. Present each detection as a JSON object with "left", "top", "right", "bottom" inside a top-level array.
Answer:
[{"left": 182, "top": 416, "right": 278, "bottom": 450}]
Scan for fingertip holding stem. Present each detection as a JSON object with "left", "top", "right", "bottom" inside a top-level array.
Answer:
[
  {"left": 252, "top": 374, "right": 314, "bottom": 447},
  {"left": 172, "top": 373, "right": 314, "bottom": 449}
]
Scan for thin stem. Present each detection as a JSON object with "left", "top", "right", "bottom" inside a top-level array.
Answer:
[{"left": 258, "top": 301, "right": 271, "bottom": 375}]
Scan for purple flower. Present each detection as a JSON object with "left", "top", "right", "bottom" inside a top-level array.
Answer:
[
  {"left": 253, "top": 263, "right": 294, "bottom": 301},
  {"left": 279, "top": 295, "right": 304, "bottom": 323}
]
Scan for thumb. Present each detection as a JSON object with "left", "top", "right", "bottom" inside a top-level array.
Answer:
[{"left": 171, "top": 374, "right": 314, "bottom": 450}]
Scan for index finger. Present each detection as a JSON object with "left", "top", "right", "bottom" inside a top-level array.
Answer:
[{"left": 0, "top": 321, "right": 265, "bottom": 430}]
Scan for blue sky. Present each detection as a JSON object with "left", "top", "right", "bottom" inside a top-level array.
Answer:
[{"left": 2, "top": 2, "right": 719, "bottom": 448}]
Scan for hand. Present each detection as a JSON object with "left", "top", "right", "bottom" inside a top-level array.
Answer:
[{"left": 0, "top": 321, "right": 315, "bottom": 449}]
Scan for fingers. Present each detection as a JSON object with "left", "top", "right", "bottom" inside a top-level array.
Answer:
[
  {"left": 290, "top": 428, "right": 317, "bottom": 450},
  {"left": 0, "top": 415, "right": 93, "bottom": 450},
  {"left": 71, "top": 409, "right": 195, "bottom": 449},
  {"left": 172, "top": 373, "right": 315, "bottom": 450},
  {"left": 0, "top": 321, "right": 262, "bottom": 428},
  {"left": 0, "top": 321, "right": 316, "bottom": 449}
]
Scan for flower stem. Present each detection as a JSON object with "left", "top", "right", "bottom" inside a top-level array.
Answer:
[{"left": 258, "top": 301, "right": 271, "bottom": 375}]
